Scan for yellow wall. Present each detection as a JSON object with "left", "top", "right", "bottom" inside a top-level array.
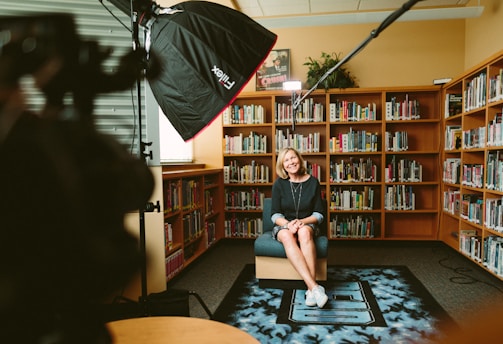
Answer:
[
  {"left": 188, "top": 1, "right": 503, "bottom": 167},
  {"left": 465, "top": 0, "right": 503, "bottom": 69}
]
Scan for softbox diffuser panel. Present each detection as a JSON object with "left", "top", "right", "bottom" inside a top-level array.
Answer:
[{"left": 147, "top": 1, "right": 276, "bottom": 140}]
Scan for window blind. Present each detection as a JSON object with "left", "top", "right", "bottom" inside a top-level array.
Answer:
[{"left": 0, "top": 0, "right": 146, "bottom": 155}]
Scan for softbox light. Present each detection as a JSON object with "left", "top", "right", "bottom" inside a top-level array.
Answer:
[{"left": 108, "top": 0, "right": 277, "bottom": 140}]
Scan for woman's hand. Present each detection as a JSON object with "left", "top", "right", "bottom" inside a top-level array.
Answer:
[{"left": 288, "top": 219, "right": 303, "bottom": 234}]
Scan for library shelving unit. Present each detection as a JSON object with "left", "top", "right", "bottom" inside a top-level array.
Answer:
[
  {"left": 441, "top": 50, "right": 503, "bottom": 280},
  {"left": 223, "top": 85, "right": 441, "bottom": 241},
  {"left": 161, "top": 167, "right": 224, "bottom": 281}
]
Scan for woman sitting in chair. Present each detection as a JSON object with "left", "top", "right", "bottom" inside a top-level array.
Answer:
[{"left": 271, "top": 147, "right": 328, "bottom": 308}]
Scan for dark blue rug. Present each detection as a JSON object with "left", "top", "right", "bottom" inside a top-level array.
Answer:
[{"left": 213, "top": 264, "right": 457, "bottom": 344}]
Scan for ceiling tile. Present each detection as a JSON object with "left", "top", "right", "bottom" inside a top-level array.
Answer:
[
  {"left": 233, "top": 0, "right": 471, "bottom": 19},
  {"left": 258, "top": 0, "right": 310, "bottom": 16},
  {"left": 310, "top": 0, "right": 359, "bottom": 13}
]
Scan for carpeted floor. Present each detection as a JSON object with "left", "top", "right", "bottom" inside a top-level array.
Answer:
[
  {"left": 212, "top": 264, "right": 456, "bottom": 344},
  {"left": 168, "top": 240, "right": 503, "bottom": 341}
]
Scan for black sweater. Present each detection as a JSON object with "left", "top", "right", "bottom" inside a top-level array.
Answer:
[{"left": 271, "top": 175, "right": 324, "bottom": 223}]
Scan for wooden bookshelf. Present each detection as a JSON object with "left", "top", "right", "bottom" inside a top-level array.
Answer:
[
  {"left": 223, "top": 86, "right": 441, "bottom": 241},
  {"left": 441, "top": 50, "right": 503, "bottom": 280},
  {"left": 161, "top": 167, "right": 224, "bottom": 281}
]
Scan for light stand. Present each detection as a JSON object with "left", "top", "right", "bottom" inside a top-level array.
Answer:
[
  {"left": 290, "top": 0, "right": 422, "bottom": 129},
  {"left": 108, "top": 0, "right": 212, "bottom": 320},
  {"left": 128, "top": 0, "right": 160, "bottom": 315}
]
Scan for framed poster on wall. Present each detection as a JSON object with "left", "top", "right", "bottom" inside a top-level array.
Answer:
[{"left": 256, "top": 48, "right": 290, "bottom": 91}]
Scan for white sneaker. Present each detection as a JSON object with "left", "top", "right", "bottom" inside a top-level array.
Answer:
[
  {"left": 305, "top": 290, "right": 316, "bottom": 307},
  {"left": 311, "top": 285, "right": 328, "bottom": 308}
]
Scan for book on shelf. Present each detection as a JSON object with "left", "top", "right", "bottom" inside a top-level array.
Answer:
[
  {"left": 459, "top": 229, "right": 478, "bottom": 257},
  {"left": 165, "top": 248, "right": 183, "bottom": 280},
  {"left": 489, "top": 68, "right": 503, "bottom": 103},
  {"left": 484, "top": 197, "right": 503, "bottom": 231},
  {"left": 462, "top": 126, "right": 486, "bottom": 149},
  {"left": 223, "top": 104, "right": 266, "bottom": 125},
  {"left": 385, "top": 131, "right": 408, "bottom": 152},
  {"left": 224, "top": 216, "right": 263, "bottom": 238},
  {"left": 329, "top": 158, "right": 377, "bottom": 183},
  {"left": 464, "top": 72, "right": 487, "bottom": 111},
  {"left": 444, "top": 93, "right": 462, "bottom": 118},
  {"left": 385, "top": 95, "right": 420, "bottom": 120},
  {"left": 487, "top": 112, "right": 502, "bottom": 147},
  {"left": 224, "top": 160, "right": 270, "bottom": 184},
  {"left": 330, "top": 214, "right": 375, "bottom": 238},
  {"left": 483, "top": 236, "right": 503, "bottom": 276},
  {"left": 276, "top": 129, "right": 320, "bottom": 153},
  {"left": 444, "top": 125, "right": 462, "bottom": 150},
  {"left": 443, "top": 189, "right": 461, "bottom": 215},
  {"left": 485, "top": 150, "right": 503, "bottom": 191},
  {"left": 329, "top": 100, "right": 377, "bottom": 122},
  {"left": 224, "top": 188, "right": 265, "bottom": 210},
  {"left": 461, "top": 163, "right": 484, "bottom": 188},
  {"left": 460, "top": 194, "right": 483, "bottom": 224},
  {"left": 165, "top": 223, "right": 173, "bottom": 250},
  {"left": 443, "top": 158, "right": 461, "bottom": 184}
]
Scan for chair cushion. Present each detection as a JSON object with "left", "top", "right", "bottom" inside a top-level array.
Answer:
[{"left": 254, "top": 232, "right": 328, "bottom": 258}]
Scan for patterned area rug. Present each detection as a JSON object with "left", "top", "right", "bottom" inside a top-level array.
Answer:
[{"left": 213, "top": 264, "right": 457, "bottom": 344}]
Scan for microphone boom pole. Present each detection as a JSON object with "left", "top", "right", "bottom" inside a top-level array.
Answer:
[{"left": 291, "top": 0, "right": 422, "bottom": 127}]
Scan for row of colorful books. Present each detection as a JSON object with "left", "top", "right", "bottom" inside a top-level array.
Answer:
[
  {"left": 460, "top": 194, "right": 483, "bottom": 225},
  {"left": 329, "top": 157, "right": 377, "bottom": 183},
  {"left": 329, "top": 101, "right": 377, "bottom": 122},
  {"left": 443, "top": 158, "right": 461, "bottom": 184},
  {"left": 329, "top": 214, "right": 376, "bottom": 238},
  {"left": 487, "top": 111, "right": 503, "bottom": 147},
  {"left": 329, "top": 130, "right": 379, "bottom": 153},
  {"left": 385, "top": 95, "right": 421, "bottom": 120},
  {"left": 182, "top": 179, "right": 201, "bottom": 210},
  {"left": 224, "top": 189, "right": 265, "bottom": 210},
  {"left": 445, "top": 125, "right": 462, "bottom": 150},
  {"left": 484, "top": 197, "right": 503, "bottom": 232},
  {"left": 459, "top": 231, "right": 503, "bottom": 277},
  {"left": 384, "top": 185, "right": 416, "bottom": 210},
  {"left": 223, "top": 161, "right": 270, "bottom": 184},
  {"left": 462, "top": 126, "right": 486, "bottom": 149},
  {"left": 385, "top": 130, "right": 408, "bottom": 152},
  {"left": 165, "top": 249, "right": 183, "bottom": 280},
  {"left": 222, "top": 104, "right": 266, "bottom": 125},
  {"left": 223, "top": 132, "right": 267, "bottom": 154},
  {"left": 486, "top": 150, "right": 503, "bottom": 191},
  {"left": 276, "top": 98, "right": 325, "bottom": 123},
  {"left": 385, "top": 156, "right": 423, "bottom": 183},
  {"left": 275, "top": 129, "right": 321, "bottom": 153},
  {"left": 443, "top": 188, "right": 460, "bottom": 215},
  {"left": 329, "top": 186, "right": 375, "bottom": 211},
  {"left": 182, "top": 210, "right": 203, "bottom": 243},
  {"left": 461, "top": 163, "right": 484, "bottom": 189},
  {"left": 224, "top": 217, "right": 263, "bottom": 238},
  {"left": 464, "top": 71, "right": 487, "bottom": 111},
  {"left": 489, "top": 68, "right": 503, "bottom": 103}
]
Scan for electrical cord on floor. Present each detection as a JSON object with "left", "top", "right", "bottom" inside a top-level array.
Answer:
[{"left": 433, "top": 247, "right": 503, "bottom": 293}]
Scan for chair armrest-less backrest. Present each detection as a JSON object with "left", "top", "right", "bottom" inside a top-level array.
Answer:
[{"left": 262, "top": 198, "right": 274, "bottom": 233}]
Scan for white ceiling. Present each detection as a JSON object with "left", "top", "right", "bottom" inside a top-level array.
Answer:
[
  {"left": 232, "top": 0, "right": 471, "bottom": 18},
  {"left": 225, "top": 0, "right": 485, "bottom": 28}
]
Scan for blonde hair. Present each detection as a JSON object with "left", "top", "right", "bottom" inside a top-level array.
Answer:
[{"left": 276, "top": 147, "right": 307, "bottom": 179}]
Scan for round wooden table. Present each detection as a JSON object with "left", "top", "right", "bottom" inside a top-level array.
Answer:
[{"left": 107, "top": 316, "right": 259, "bottom": 344}]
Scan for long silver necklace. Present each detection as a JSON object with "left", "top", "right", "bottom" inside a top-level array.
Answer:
[{"left": 290, "top": 181, "right": 303, "bottom": 219}]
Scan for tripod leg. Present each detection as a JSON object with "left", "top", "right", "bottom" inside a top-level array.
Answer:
[{"left": 189, "top": 291, "right": 213, "bottom": 319}]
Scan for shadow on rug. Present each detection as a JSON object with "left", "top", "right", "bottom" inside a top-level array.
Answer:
[{"left": 213, "top": 264, "right": 458, "bottom": 344}]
